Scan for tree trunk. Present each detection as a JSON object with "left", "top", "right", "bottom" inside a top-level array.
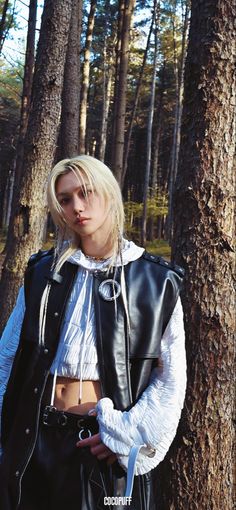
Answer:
[
  {"left": 112, "top": 0, "right": 136, "bottom": 184},
  {"left": 150, "top": 64, "right": 165, "bottom": 244},
  {"left": 111, "top": 0, "right": 124, "bottom": 161},
  {"left": 60, "top": 0, "right": 82, "bottom": 158},
  {"left": 0, "top": 0, "right": 10, "bottom": 53},
  {"left": 1, "top": 0, "right": 37, "bottom": 231},
  {"left": 0, "top": 0, "right": 72, "bottom": 334},
  {"left": 174, "top": 0, "right": 189, "bottom": 176},
  {"left": 152, "top": 61, "right": 165, "bottom": 191},
  {"left": 79, "top": 0, "right": 97, "bottom": 154},
  {"left": 2, "top": 162, "right": 15, "bottom": 230},
  {"left": 98, "top": 46, "right": 113, "bottom": 162},
  {"left": 158, "top": 1, "right": 235, "bottom": 508},
  {"left": 141, "top": 0, "right": 159, "bottom": 246},
  {"left": 122, "top": 9, "right": 155, "bottom": 189},
  {"left": 13, "top": 0, "right": 37, "bottom": 194},
  {"left": 167, "top": 0, "right": 189, "bottom": 241},
  {"left": 98, "top": 0, "right": 114, "bottom": 162}
]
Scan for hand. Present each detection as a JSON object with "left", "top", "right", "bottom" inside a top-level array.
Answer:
[{"left": 76, "top": 433, "right": 117, "bottom": 465}]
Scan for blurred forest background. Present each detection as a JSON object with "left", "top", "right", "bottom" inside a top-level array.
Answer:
[
  {"left": 0, "top": 1, "right": 235, "bottom": 509},
  {"left": 0, "top": 0, "right": 189, "bottom": 253}
]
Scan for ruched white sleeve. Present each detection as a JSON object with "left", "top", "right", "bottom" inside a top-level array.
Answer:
[
  {"left": 96, "top": 296, "right": 187, "bottom": 476},
  {"left": 0, "top": 286, "right": 25, "bottom": 453}
]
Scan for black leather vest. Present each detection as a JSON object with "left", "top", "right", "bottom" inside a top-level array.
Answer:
[{"left": 1, "top": 249, "right": 184, "bottom": 509}]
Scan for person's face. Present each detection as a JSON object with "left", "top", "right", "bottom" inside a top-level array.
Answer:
[{"left": 56, "top": 171, "right": 112, "bottom": 242}]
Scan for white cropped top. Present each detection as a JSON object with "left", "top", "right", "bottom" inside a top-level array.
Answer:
[
  {"left": 50, "top": 240, "right": 144, "bottom": 382},
  {"left": 50, "top": 267, "right": 99, "bottom": 380}
]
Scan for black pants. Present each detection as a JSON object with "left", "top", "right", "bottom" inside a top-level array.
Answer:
[
  {"left": 0, "top": 407, "right": 154, "bottom": 510},
  {"left": 18, "top": 409, "right": 127, "bottom": 510}
]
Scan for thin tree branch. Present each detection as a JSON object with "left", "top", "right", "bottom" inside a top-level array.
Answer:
[{"left": 18, "top": 0, "right": 30, "bottom": 8}]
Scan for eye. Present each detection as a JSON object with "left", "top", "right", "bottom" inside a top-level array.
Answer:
[
  {"left": 59, "top": 197, "right": 70, "bottom": 206},
  {"left": 80, "top": 188, "right": 92, "bottom": 198}
]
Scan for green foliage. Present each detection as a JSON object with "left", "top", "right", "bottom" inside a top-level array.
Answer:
[
  {"left": 0, "top": 58, "right": 23, "bottom": 106},
  {"left": 0, "top": 58, "right": 21, "bottom": 225},
  {"left": 146, "top": 238, "right": 171, "bottom": 259},
  {"left": 124, "top": 192, "right": 168, "bottom": 238},
  {"left": 125, "top": 192, "right": 168, "bottom": 221}
]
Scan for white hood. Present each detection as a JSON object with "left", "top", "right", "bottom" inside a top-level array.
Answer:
[{"left": 68, "top": 239, "right": 144, "bottom": 271}]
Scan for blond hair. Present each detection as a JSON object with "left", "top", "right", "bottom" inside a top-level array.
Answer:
[{"left": 47, "top": 155, "right": 124, "bottom": 270}]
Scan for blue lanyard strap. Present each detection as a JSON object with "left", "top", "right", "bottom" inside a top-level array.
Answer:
[{"left": 124, "top": 445, "right": 145, "bottom": 497}]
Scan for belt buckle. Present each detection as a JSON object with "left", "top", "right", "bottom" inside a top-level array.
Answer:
[{"left": 43, "top": 405, "right": 57, "bottom": 426}]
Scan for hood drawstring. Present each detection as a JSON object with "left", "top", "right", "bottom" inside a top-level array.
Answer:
[
  {"left": 78, "top": 271, "right": 93, "bottom": 404},
  {"left": 39, "top": 282, "right": 51, "bottom": 347},
  {"left": 120, "top": 264, "right": 131, "bottom": 335},
  {"left": 50, "top": 367, "right": 58, "bottom": 406}
]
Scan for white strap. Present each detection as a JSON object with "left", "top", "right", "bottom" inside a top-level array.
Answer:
[
  {"left": 79, "top": 273, "right": 93, "bottom": 403},
  {"left": 39, "top": 283, "right": 51, "bottom": 346},
  {"left": 124, "top": 444, "right": 145, "bottom": 497},
  {"left": 50, "top": 368, "right": 57, "bottom": 406}
]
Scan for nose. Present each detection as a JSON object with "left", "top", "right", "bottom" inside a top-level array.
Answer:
[{"left": 73, "top": 195, "right": 85, "bottom": 213}]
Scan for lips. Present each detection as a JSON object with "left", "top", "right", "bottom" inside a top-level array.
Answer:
[{"left": 75, "top": 217, "right": 89, "bottom": 225}]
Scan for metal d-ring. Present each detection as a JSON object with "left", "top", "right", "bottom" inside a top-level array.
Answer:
[
  {"left": 58, "top": 412, "right": 67, "bottom": 426},
  {"left": 78, "top": 428, "right": 92, "bottom": 440},
  {"left": 98, "top": 279, "right": 121, "bottom": 301}
]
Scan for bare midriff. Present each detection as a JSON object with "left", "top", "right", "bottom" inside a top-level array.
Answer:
[{"left": 54, "top": 376, "right": 102, "bottom": 415}]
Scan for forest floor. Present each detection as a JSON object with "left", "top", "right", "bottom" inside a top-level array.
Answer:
[{"left": 146, "top": 239, "right": 171, "bottom": 259}]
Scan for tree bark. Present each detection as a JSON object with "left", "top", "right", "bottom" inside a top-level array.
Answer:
[
  {"left": 13, "top": 0, "right": 37, "bottom": 194},
  {"left": 98, "top": 0, "right": 114, "bottom": 162},
  {"left": 79, "top": 0, "right": 97, "bottom": 154},
  {"left": 111, "top": 0, "right": 124, "bottom": 166},
  {"left": 112, "top": 0, "right": 136, "bottom": 184},
  {"left": 98, "top": 44, "right": 113, "bottom": 162},
  {"left": 167, "top": 0, "right": 190, "bottom": 241},
  {"left": 157, "top": 1, "right": 235, "bottom": 508},
  {"left": 0, "top": 98, "right": 19, "bottom": 230},
  {"left": 152, "top": 61, "right": 165, "bottom": 192},
  {"left": 141, "top": 0, "right": 159, "bottom": 246},
  {"left": 60, "top": 0, "right": 82, "bottom": 158},
  {"left": 0, "top": 0, "right": 10, "bottom": 53},
  {"left": 0, "top": 0, "right": 72, "bottom": 333},
  {"left": 149, "top": 63, "right": 165, "bottom": 241},
  {"left": 2, "top": 0, "right": 37, "bottom": 234},
  {"left": 122, "top": 9, "right": 155, "bottom": 188}
]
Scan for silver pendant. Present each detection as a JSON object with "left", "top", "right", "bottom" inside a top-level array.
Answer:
[{"left": 98, "top": 279, "right": 121, "bottom": 301}]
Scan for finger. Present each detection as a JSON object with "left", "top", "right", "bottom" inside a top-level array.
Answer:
[
  {"left": 90, "top": 443, "right": 110, "bottom": 455},
  {"left": 76, "top": 433, "right": 100, "bottom": 448},
  {"left": 97, "top": 451, "right": 112, "bottom": 460},
  {"left": 96, "top": 450, "right": 117, "bottom": 461},
  {"left": 90, "top": 443, "right": 111, "bottom": 456},
  {"left": 97, "top": 452, "right": 117, "bottom": 463},
  {"left": 88, "top": 409, "right": 97, "bottom": 417},
  {"left": 106, "top": 454, "right": 117, "bottom": 465}
]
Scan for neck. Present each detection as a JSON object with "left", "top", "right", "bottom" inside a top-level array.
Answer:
[{"left": 80, "top": 236, "right": 115, "bottom": 260}]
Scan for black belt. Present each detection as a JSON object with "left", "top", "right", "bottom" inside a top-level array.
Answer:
[{"left": 42, "top": 405, "right": 98, "bottom": 439}]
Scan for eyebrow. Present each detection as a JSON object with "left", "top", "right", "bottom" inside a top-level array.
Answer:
[
  {"left": 56, "top": 191, "right": 72, "bottom": 197},
  {"left": 56, "top": 184, "right": 91, "bottom": 198}
]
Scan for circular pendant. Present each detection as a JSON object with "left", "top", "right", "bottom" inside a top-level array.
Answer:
[{"left": 98, "top": 279, "right": 121, "bottom": 301}]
